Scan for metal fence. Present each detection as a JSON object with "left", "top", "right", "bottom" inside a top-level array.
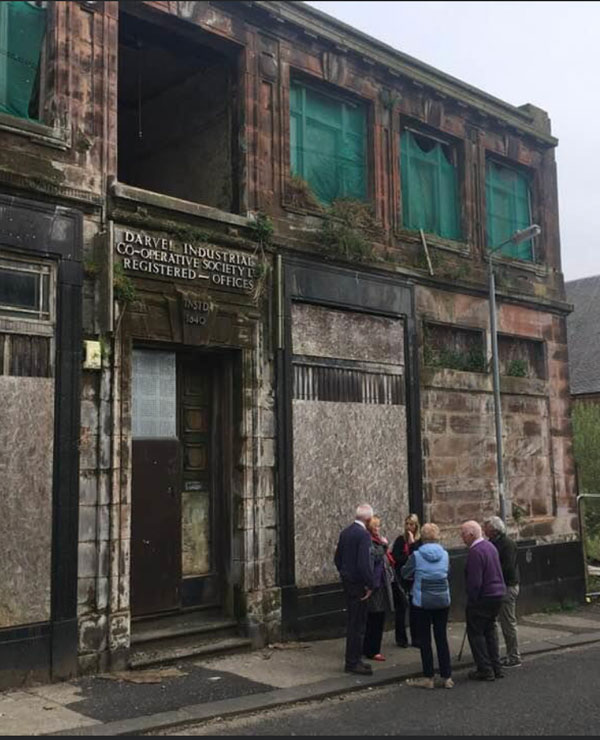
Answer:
[{"left": 577, "top": 493, "right": 600, "bottom": 598}]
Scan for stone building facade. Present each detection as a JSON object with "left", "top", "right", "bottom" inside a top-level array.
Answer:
[{"left": 0, "top": 0, "right": 582, "bottom": 688}]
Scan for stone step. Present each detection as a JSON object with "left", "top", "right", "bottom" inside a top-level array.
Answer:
[
  {"left": 129, "top": 636, "right": 253, "bottom": 670},
  {"left": 131, "top": 617, "right": 239, "bottom": 646}
]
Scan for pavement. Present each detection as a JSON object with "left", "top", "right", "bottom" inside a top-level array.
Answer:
[{"left": 1, "top": 601, "right": 599, "bottom": 736}]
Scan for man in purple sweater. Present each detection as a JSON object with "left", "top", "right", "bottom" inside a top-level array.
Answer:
[{"left": 461, "top": 520, "right": 506, "bottom": 681}]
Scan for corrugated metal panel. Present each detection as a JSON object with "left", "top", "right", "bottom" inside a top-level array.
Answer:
[{"left": 293, "top": 363, "right": 404, "bottom": 405}]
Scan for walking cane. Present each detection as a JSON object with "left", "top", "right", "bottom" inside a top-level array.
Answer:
[{"left": 457, "top": 625, "right": 467, "bottom": 662}]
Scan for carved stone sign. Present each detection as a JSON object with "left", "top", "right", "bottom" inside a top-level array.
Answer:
[{"left": 114, "top": 227, "right": 257, "bottom": 292}]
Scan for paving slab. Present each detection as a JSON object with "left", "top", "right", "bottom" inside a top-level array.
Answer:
[{"left": 0, "top": 690, "right": 100, "bottom": 737}]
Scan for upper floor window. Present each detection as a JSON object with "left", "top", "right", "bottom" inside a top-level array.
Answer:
[
  {"left": 290, "top": 81, "right": 367, "bottom": 205},
  {"left": 485, "top": 160, "right": 534, "bottom": 261},
  {"left": 400, "top": 129, "right": 461, "bottom": 240},
  {"left": 117, "top": 8, "right": 239, "bottom": 212},
  {"left": 0, "top": 1, "right": 47, "bottom": 121}
]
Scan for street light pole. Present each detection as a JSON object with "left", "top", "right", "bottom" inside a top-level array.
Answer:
[{"left": 487, "top": 224, "right": 541, "bottom": 522}]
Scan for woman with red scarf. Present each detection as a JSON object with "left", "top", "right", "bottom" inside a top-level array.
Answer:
[{"left": 362, "top": 516, "right": 396, "bottom": 662}]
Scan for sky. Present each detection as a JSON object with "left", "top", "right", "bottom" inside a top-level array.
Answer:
[{"left": 306, "top": 1, "right": 599, "bottom": 282}]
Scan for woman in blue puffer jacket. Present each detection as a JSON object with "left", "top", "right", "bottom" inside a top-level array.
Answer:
[{"left": 401, "top": 522, "right": 453, "bottom": 689}]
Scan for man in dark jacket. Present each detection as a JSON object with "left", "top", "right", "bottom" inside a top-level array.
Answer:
[
  {"left": 461, "top": 520, "right": 506, "bottom": 681},
  {"left": 334, "top": 504, "right": 376, "bottom": 675},
  {"left": 484, "top": 516, "right": 522, "bottom": 667}
]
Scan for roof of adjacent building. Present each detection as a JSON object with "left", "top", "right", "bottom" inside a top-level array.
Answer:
[{"left": 566, "top": 275, "right": 600, "bottom": 395}]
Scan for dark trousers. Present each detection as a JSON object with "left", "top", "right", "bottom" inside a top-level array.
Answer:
[
  {"left": 393, "top": 584, "right": 419, "bottom": 646},
  {"left": 392, "top": 583, "right": 408, "bottom": 645},
  {"left": 413, "top": 606, "right": 451, "bottom": 679},
  {"left": 363, "top": 611, "right": 385, "bottom": 658},
  {"left": 342, "top": 580, "right": 369, "bottom": 668},
  {"left": 466, "top": 598, "right": 503, "bottom": 675}
]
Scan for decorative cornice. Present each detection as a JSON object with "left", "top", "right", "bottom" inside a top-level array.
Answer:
[{"left": 246, "top": 1, "right": 557, "bottom": 147}]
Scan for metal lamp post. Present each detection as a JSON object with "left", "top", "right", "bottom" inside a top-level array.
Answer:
[{"left": 488, "top": 224, "right": 541, "bottom": 521}]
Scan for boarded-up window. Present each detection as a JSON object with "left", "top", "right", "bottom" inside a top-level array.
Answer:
[
  {"left": 499, "top": 335, "right": 545, "bottom": 379},
  {"left": 290, "top": 81, "right": 367, "bottom": 204},
  {"left": 3, "top": 334, "right": 51, "bottom": 377},
  {"left": 423, "top": 322, "right": 486, "bottom": 373}
]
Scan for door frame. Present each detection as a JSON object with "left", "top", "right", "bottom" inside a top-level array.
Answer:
[{"left": 129, "top": 341, "right": 236, "bottom": 617}]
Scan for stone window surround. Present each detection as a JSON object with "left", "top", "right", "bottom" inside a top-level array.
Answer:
[
  {"left": 281, "top": 66, "right": 377, "bottom": 217},
  {"left": 0, "top": 2, "right": 73, "bottom": 150}
]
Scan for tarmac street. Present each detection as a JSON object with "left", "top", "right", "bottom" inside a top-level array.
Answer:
[
  {"left": 0, "top": 602, "right": 599, "bottom": 736},
  {"left": 168, "top": 643, "right": 600, "bottom": 736}
]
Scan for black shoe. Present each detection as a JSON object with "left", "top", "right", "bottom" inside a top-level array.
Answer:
[
  {"left": 501, "top": 657, "right": 522, "bottom": 668},
  {"left": 468, "top": 670, "right": 495, "bottom": 682},
  {"left": 396, "top": 640, "right": 409, "bottom": 648},
  {"left": 494, "top": 670, "right": 505, "bottom": 679},
  {"left": 344, "top": 663, "right": 373, "bottom": 675}
]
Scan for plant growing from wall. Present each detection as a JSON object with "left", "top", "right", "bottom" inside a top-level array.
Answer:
[
  {"left": 285, "top": 174, "right": 324, "bottom": 212},
  {"left": 423, "top": 325, "right": 486, "bottom": 373},
  {"left": 505, "top": 358, "right": 528, "bottom": 377},
  {"left": 83, "top": 259, "right": 100, "bottom": 279},
  {"left": 113, "top": 261, "right": 137, "bottom": 306},
  {"left": 248, "top": 212, "right": 274, "bottom": 303},
  {"left": 318, "top": 197, "right": 382, "bottom": 263}
]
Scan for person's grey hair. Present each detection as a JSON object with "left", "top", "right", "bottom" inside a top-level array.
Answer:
[
  {"left": 484, "top": 516, "right": 506, "bottom": 535},
  {"left": 421, "top": 522, "right": 440, "bottom": 543},
  {"left": 461, "top": 520, "right": 482, "bottom": 539},
  {"left": 355, "top": 503, "right": 374, "bottom": 521}
]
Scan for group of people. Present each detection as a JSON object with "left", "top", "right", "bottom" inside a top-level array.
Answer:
[{"left": 334, "top": 505, "right": 521, "bottom": 688}]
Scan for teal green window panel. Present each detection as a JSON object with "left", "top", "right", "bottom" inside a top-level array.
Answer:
[
  {"left": 400, "top": 129, "right": 461, "bottom": 240},
  {"left": 485, "top": 160, "right": 533, "bottom": 261},
  {"left": 290, "top": 81, "right": 367, "bottom": 204},
  {"left": 0, "top": 1, "right": 46, "bottom": 120}
]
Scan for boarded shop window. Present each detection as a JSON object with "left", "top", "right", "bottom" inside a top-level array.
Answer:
[
  {"left": 290, "top": 81, "right": 367, "bottom": 204},
  {"left": 423, "top": 322, "right": 486, "bottom": 373},
  {"left": 0, "top": 1, "right": 46, "bottom": 121},
  {"left": 400, "top": 129, "right": 461, "bottom": 240},
  {"left": 499, "top": 335, "right": 545, "bottom": 379},
  {"left": 486, "top": 160, "right": 534, "bottom": 260},
  {"left": 0, "top": 334, "right": 51, "bottom": 377}
]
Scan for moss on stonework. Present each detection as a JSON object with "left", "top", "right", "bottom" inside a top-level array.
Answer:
[{"left": 110, "top": 208, "right": 256, "bottom": 250}]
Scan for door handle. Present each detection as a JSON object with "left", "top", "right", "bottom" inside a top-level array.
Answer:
[
  {"left": 167, "top": 486, "right": 174, "bottom": 497},
  {"left": 142, "top": 539, "right": 150, "bottom": 545}
]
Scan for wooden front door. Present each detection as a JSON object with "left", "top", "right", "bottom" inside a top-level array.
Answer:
[
  {"left": 179, "top": 353, "right": 225, "bottom": 608},
  {"left": 130, "top": 347, "right": 228, "bottom": 617},
  {"left": 131, "top": 349, "right": 181, "bottom": 616}
]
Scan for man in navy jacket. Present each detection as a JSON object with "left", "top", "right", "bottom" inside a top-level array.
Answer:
[{"left": 334, "top": 503, "right": 376, "bottom": 675}]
